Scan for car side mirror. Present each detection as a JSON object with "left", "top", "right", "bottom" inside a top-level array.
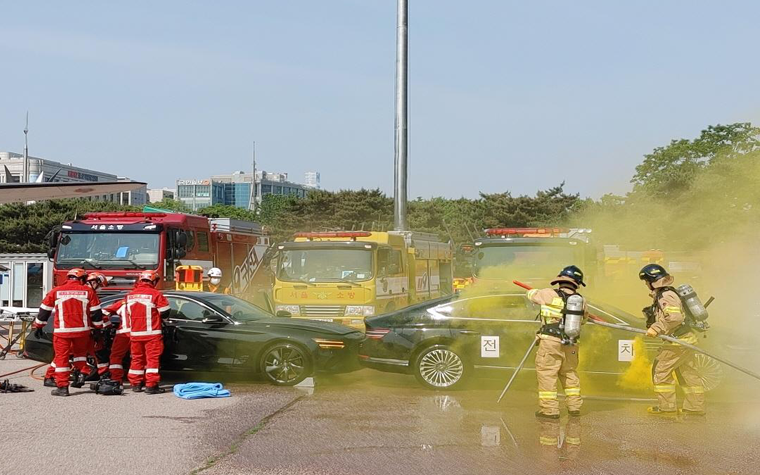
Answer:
[
  {"left": 275, "top": 310, "right": 292, "bottom": 318},
  {"left": 201, "top": 314, "right": 225, "bottom": 324}
]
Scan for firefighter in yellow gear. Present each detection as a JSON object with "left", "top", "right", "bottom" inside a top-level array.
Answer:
[
  {"left": 639, "top": 264, "right": 705, "bottom": 415},
  {"left": 526, "top": 265, "right": 588, "bottom": 419},
  {"left": 205, "top": 267, "right": 231, "bottom": 294}
]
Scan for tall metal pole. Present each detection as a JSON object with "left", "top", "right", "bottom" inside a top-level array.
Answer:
[
  {"left": 393, "top": 0, "right": 409, "bottom": 231},
  {"left": 23, "top": 112, "right": 29, "bottom": 183},
  {"left": 250, "top": 141, "right": 257, "bottom": 212}
]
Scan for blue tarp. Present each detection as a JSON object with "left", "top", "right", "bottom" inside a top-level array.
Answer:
[{"left": 173, "top": 382, "right": 231, "bottom": 400}]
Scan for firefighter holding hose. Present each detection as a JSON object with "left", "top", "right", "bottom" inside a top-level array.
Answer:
[
  {"left": 526, "top": 266, "right": 588, "bottom": 419},
  {"left": 639, "top": 264, "right": 705, "bottom": 415}
]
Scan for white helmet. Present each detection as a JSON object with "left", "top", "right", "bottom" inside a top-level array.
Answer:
[{"left": 208, "top": 267, "right": 222, "bottom": 278}]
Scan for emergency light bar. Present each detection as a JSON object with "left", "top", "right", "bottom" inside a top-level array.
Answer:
[
  {"left": 294, "top": 231, "right": 372, "bottom": 240},
  {"left": 83, "top": 212, "right": 167, "bottom": 220},
  {"left": 485, "top": 228, "right": 569, "bottom": 236}
]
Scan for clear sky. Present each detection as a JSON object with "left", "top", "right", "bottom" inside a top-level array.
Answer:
[{"left": 1, "top": 1, "right": 758, "bottom": 199}]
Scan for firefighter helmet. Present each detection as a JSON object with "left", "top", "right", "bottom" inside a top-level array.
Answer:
[
  {"left": 551, "top": 265, "right": 586, "bottom": 287},
  {"left": 138, "top": 270, "right": 161, "bottom": 286},
  {"left": 67, "top": 268, "right": 87, "bottom": 280},
  {"left": 86, "top": 272, "right": 108, "bottom": 289},
  {"left": 639, "top": 264, "right": 669, "bottom": 284}
]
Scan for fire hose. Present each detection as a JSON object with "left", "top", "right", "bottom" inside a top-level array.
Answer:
[{"left": 498, "top": 280, "right": 760, "bottom": 403}]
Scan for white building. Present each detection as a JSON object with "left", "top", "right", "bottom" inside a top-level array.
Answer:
[
  {"left": 0, "top": 151, "right": 146, "bottom": 204},
  {"left": 305, "top": 171, "right": 321, "bottom": 189},
  {"left": 147, "top": 187, "right": 176, "bottom": 203}
]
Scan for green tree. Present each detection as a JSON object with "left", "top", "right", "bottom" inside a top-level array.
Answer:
[
  {"left": 198, "top": 204, "right": 257, "bottom": 221},
  {"left": 146, "top": 198, "right": 190, "bottom": 213},
  {"left": 631, "top": 123, "right": 760, "bottom": 198}
]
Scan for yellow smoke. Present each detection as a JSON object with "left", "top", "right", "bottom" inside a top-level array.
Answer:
[{"left": 616, "top": 337, "right": 653, "bottom": 391}]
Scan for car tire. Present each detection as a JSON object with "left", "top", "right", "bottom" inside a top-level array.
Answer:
[
  {"left": 413, "top": 344, "right": 468, "bottom": 390},
  {"left": 260, "top": 342, "right": 313, "bottom": 386},
  {"left": 693, "top": 353, "right": 723, "bottom": 392}
]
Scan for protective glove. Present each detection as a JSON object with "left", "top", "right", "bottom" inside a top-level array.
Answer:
[
  {"left": 646, "top": 328, "right": 658, "bottom": 338},
  {"left": 34, "top": 327, "right": 44, "bottom": 339}
]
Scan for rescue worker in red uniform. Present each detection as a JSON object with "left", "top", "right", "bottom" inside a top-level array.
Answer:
[
  {"left": 41, "top": 272, "right": 110, "bottom": 386},
  {"left": 125, "top": 270, "right": 170, "bottom": 394},
  {"left": 640, "top": 264, "right": 706, "bottom": 415},
  {"left": 34, "top": 268, "right": 102, "bottom": 396},
  {"left": 86, "top": 272, "right": 111, "bottom": 378},
  {"left": 526, "top": 266, "right": 588, "bottom": 419},
  {"left": 103, "top": 298, "right": 129, "bottom": 386}
]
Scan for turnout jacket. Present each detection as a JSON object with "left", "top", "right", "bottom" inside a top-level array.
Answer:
[
  {"left": 125, "top": 283, "right": 170, "bottom": 341},
  {"left": 35, "top": 280, "right": 102, "bottom": 338}
]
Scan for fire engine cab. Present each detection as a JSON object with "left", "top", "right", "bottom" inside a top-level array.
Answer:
[
  {"left": 468, "top": 227, "right": 597, "bottom": 289},
  {"left": 47, "top": 212, "right": 269, "bottom": 298}
]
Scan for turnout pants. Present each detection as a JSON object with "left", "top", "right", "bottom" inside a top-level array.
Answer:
[
  {"left": 108, "top": 333, "right": 131, "bottom": 382},
  {"left": 535, "top": 338, "right": 582, "bottom": 415},
  {"left": 52, "top": 335, "right": 90, "bottom": 388},
  {"left": 652, "top": 344, "right": 705, "bottom": 412},
  {"left": 128, "top": 337, "right": 164, "bottom": 388}
]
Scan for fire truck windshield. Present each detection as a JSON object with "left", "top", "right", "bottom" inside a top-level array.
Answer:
[
  {"left": 277, "top": 248, "right": 373, "bottom": 283},
  {"left": 473, "top": 244, "right": 578, "bottom": 276},
  {"left": 56, "top": 232, "right": 160, "bottom": 269}
]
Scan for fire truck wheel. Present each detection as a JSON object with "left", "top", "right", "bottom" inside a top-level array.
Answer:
[{"left": 260, "top": 342, "right": 313, "bottom": 386}]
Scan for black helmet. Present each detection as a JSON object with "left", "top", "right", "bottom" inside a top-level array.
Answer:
[
  {"left": 551, "top": 265, "right": 585, "bottom": 287},
  {"left": 639, "top": 264, "right": 669, "bottom": 283}
]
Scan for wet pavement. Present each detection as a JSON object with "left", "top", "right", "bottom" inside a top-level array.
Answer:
[
  {"left": 3, "top": 357, "right": 760, "bottom": 475},
  {"left": 203, "top": 371, "right": 760, "bottom": 475}
]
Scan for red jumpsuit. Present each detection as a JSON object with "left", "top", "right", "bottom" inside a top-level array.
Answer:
[
  {"left": 125, "top": 283, "right": 170, "bottom": 388},
  {"left": 35, "top": 280, "right": 101, "bottom": 388},
  {"left": 103, "top": 299, "right": 130, "bottom": 382}
]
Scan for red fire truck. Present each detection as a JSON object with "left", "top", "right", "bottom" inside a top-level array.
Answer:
[{"left": 47, "top": 212, "right": 270, "bottom": 300}]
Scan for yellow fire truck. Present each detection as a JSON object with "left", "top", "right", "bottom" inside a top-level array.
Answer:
[{"left": 272, "top": 231, "right": 454, "bottom": 329}]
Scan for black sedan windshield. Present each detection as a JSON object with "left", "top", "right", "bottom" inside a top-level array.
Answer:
[{"left": 203, "top": 295, "right": 272, "bottom": 322}]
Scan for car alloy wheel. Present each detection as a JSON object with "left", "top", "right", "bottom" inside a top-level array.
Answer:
[
  {"left": 261, "top": 343, "right": 311, "bottom": 386},
  {"left": 693, "top": 353, "right": 723, "bottom": 392},
  {"left": 415, "top": 345, "right": 466, "bottom": 390}
]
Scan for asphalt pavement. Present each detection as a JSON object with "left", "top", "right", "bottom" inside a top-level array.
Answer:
[{"left": 3, "top": 357, "right": 760, "bottom": 475}]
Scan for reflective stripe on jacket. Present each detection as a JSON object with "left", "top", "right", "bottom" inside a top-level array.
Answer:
[{"left": 125, "top": 283, "right": 170, "bottom": 341}]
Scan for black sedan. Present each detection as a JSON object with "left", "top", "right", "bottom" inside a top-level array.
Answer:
[
  {"left": 25, "top": 291, "right": 364, "bottom": 386},
  {"left": 359, "top": 292, "right": 724, "bottom": 392}
]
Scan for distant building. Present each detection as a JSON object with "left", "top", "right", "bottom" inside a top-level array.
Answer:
[
  {"left": 176, "top": 170, "right": 309, "bottom": 212},
  {"left": 305, "top": 171, "right": 321, "bottom": 189},
  {"left": 0, "top": 151, "right": 144, "bottom": 204},
  {"left": 147, "top": 188, "right": 176, "bottom": 203},
  {"left": 0, "top": 151, "right": 117, "bottom": 184},
  {"left": 176, "top": 179, "right": 213, "bottom": 211},
  {"left": 117, "top": 177, "right": 148, "bottom": 206}
]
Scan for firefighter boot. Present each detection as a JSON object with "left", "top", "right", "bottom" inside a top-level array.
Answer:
[
  {"left": 647, "top": 406, "right": 678, "bottom": 416},
  {"left": 535, "top": 411, "right": 560, "bottom": 420},
  {"left": 51, "top": 386, "right": 70, "bottom": 397},
  {"left": 43, "top": 377, "right": 56, "bottom": 388},
  {"left": 131, "top": 382, "right": 145, "bottom": 393},
  {"left": 70, "top": 370, "right": 87, "bottom": 389},
  {"left": 144, "top": 385, "right": 166, "bottom": 395}
]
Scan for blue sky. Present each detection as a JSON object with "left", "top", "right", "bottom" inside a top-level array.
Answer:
[{"left": 1, "top": 1, "right": 758, "bottom": 199}]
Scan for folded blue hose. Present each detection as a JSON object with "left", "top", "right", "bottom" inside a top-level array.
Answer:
[{"left": 173, "top": 382, "right": 231, "bottom": 400}]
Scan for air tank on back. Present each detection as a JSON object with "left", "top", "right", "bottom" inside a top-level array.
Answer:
[
  {"left": 563, "top": 294, "right": 584, "bottom": 341},
  {"left": 676, "top": 284, "right": 709, "bottom": 322}
]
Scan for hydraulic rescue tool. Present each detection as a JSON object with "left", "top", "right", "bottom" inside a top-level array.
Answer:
[{"left": 513, "top": 280, "right": 760, "bottom": 383}]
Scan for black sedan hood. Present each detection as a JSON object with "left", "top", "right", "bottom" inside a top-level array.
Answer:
[{"left": 250, "top": 318, "right": 362, "bottom": 336}]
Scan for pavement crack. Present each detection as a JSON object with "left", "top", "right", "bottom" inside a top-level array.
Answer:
[{"left": 189, "top": 394, "right": 305, "bottom": 475}]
